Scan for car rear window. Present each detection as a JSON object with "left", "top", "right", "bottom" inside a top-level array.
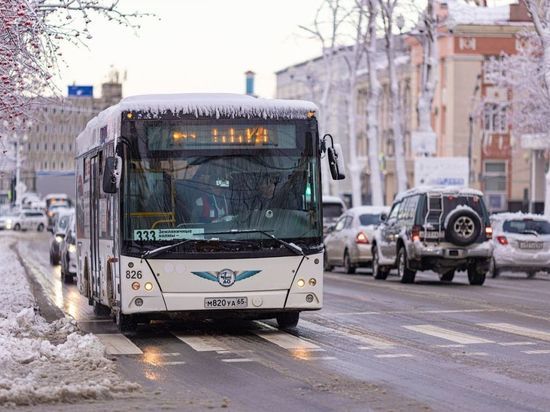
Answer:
[
  {"left": 359, "top": 214, "right": 383, "bottom": 226},
  {"left": 420, "top": 194, "right": 489, "bottom": 226},
  {"left": 323, "top": 203, "right": 345, "bottom": 219},
  {"left": 503, "top": 219, "right": 550, "bottom": 235}
]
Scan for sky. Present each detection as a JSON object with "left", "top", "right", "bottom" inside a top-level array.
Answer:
[
  {"left": 56, "top": 0, "right": 323, "bottom": 99},
  {"left": 56, "top": 0, "right": 517, "bottom": 100}
]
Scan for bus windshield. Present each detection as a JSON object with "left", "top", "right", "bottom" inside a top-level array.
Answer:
[{"left": 122, "top": 118, "right": 322, "bottom": 252}]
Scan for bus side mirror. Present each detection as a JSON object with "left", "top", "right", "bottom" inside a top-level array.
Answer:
[
  {"left": 103, "top": 156, "right": 122, "bottom": 194},
  {"left": 380, "top": 213, "right": 388, "bottom": 222},
  {"left": 328, "top": 143, "right": 346, "bottom": 180}
]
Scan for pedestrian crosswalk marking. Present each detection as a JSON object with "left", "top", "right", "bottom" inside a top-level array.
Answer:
[
  {"left": 452, "top": 352, "right": 489, "bottom": 357},
  {"left": 96, "top": 333, "right": 143, "bottom": 355},
  {"left": 404, "top": 325, "right": 493, "bottom": 344},
  {"left": 521, "top": 350, "right": 550, "bottom": 355},
  {"left": 498, "top": 342, "right": 537, "bottom": 347},
  {"left": 222, "top": 358, "right": 254, "bottom": 363},
  {"left": 157, "top": 361, "right": 186, "bottom": 366},
  {"left": 433, "top": 344, "right": 466, "bottom": 348},
  {"left": 300, "top": 320, "right": 395, "bottom": 349},
  {"left": 478, "top": 323, "right": 550, "bottom": 343},
  {"left": 172, "top": 334, "right": 230, "bottom": 352},
  {"left": 375, "top": 354, "right": 414, "bottom": 359},
  {"left": 253, "top": 322, "right": 320, "bottom": 350}
]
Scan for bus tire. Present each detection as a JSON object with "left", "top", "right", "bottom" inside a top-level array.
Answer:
[
  {"left": 116, "top": 311, "right": 136, "bottom": 334},
  {"left": 276, "top": 312, "right": 299, "bottom": 329}
]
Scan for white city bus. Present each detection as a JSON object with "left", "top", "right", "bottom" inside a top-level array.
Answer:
[{"left": 75, "top": 93, "right": 344, "bottom": 331}]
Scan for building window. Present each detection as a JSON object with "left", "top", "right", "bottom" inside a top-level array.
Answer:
[
  {"left": 44, "top": 143, "right": 47, "bottom": 150},
  {"left": 483, "top": 103, "right": 508, "bottom": 133},
  {"left": 61, "top": 161, "right": 64, "bottom": 169},
  {"left": 60, "top": 143, "right": 64, "bottom": 151},
  {"left": 484, "top": 160, "right": 507, "bottom": 211},
  {"left": 52, "top": 162, "right": 56, "bottom": 170},
  {"left": 483, "top": 56, "right": 504, "bottom": 84},
  {"left": 52, "top": 143, "right": 56, "bottom": 151}
]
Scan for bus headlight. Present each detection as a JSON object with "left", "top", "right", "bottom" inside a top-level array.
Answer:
[
  {"left": 306, "top": 294, "right": 314, "bottom": 303},
  {"left": 144, "top": 282, "right": 153, "bottom": 291},
  {"left": 297, "top": 279, "right": 305, "bottom": 287},
  {"left": 68, "top": 244, "right": 77, "bottom": 253},
  {"left": 131, "top": 282, "right": 140, "bottom": 290},
  {"left": 308, "top": 278, "right": 317, "bottom": 286}
]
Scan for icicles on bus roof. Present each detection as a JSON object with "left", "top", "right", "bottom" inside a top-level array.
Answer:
[{"left": 76, "top": 93, "right": 318, "bottom": 155}]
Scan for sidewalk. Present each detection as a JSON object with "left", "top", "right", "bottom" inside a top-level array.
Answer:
[{"left": 0, "top": 234, "right": 140, "bottom": 407}]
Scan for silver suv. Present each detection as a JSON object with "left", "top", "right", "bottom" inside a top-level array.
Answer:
[{"left": 371, "top": 187, "right": 493, "bottom": 285}]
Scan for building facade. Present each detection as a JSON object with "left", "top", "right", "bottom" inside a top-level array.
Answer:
[
  {"left": 276, "top": 1, "right": 537, "bottom": 211},
  {"left": 1, "top": 82, "right": 122, "bottom": 199}
]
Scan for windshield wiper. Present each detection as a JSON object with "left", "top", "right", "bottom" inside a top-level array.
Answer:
[
  {"left": 197, "top": 229, "right": 306, "bottom": 257},
  {"left": 140, "top": 239, "right": 194, "bottom": 260}
]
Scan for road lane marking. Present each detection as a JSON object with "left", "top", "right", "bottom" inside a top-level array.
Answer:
[
  {"left": 522, "top": 350, "right": 550, "bottom": 355},
  {"left": 452, "top": 352, "right": 489, "bottom": 357},
  {"left": 294, "top": 355, "right": 337, "bottom": 361},
  {"left": 478, "top": 323, "right": 550, "bottom": 343},
  {"left": 433, "top": 344, "right": 465, "bottom": 348},
  {"left": 253, "top": 323, "right": 321, "bottom": 350},
  {"left": 403, "top": 325, "right": 493, "bottom": 344},
  {"left": 330, "top": 309, "right": 500, "bottom": 316},
  {"left": 375, "top": 354, "right": 414, "bottom": 359},
  {"left": 222, "top": 358, "right": 254, "bottom": 363},
  {"left": 96, "top": 334, "right": 143, "bottom": 355},
  {"left": 156, "top": 361, "right": 186, "bottom": 366},
  {"left": 498, "top": 342, "right": 537, "bottom": 347},
  {"left": 299, "top": 320, "right": 395, "bottom": 349},
  {"left": 173, "top": 334, "right": 230, "bottom": 352}
]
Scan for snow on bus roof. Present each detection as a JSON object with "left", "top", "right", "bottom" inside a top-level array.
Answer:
[
  {"left": 395, "top": 186, "right": 484, "bottom": 202},
  {"left": 76, "top": 93, "right": 318, "bottom": 154}
]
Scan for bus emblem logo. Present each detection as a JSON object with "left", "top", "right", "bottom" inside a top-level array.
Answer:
[
  {"left": 217, "top": 269, "right": 236, "bottom": 287},
  {"left": 191, "top": 270, "right": 262, "bottom": 286}
]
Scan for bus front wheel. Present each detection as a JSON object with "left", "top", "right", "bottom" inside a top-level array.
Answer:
[{"left": 276, "top": 312, "right": 299, "bottom": 329}]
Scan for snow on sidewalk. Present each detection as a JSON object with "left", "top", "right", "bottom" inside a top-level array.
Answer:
[{"left": 0, "top": 236, "right": 140, "bottom": 407}]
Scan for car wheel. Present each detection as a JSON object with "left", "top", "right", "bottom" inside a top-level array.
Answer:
[
  {"left": 343, "top": 250, "right": 356, "bottom": 274},
  {"left": 116, "top": 311, "right": 136, "bottom": 334},
  {"left": 14, "top": 223, "right": 21, "bottom": 231},
  {"left": 372, "top": 246, "right": 388, "bottom": 280},
  {"left": 37, "top": 223, "right": 44, "bottom": 232},
  {"left": 439, "top": 270, "right": 455, "bottom": 282},
  {"left": 467, "top": 266, "right": 486, "bottom": 286},
  {"left": 323, "top": 250, "right": 334, "bottom": 272},
  {"left": 527, "top": 271, "right": 537, "bottom": 279},
  {"left": 276, "top": 312, "right": 300, "bottom": 329},
  {"left": 397, "top": 247, "right": 416, "bottom": 284},
  {"left": 488, "top": 258, "right": 500, "bottom": 278}
]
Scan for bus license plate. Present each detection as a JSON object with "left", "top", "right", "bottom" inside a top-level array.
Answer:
[{"left": 204, "top": 297, "right": 248, "bottom": 309}]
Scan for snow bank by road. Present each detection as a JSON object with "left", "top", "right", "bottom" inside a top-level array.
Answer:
[{"left": 0, "top": 236, "right": 139, "bottom": 407}]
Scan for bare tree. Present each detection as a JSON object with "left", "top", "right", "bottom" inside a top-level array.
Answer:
[
  {"left": 416, "top": 0, "right": 438, "bottom": 136},
  {"left": 340, "top": 0, "right": 369, "bottom": 207},
  {"left": 0, "top": 0, "right": 146, "bottom": 139},
  {"left": 381, "top": 0, "right": 407, "bottom": 194},
  {"left": 497, "top": 1, "right": 550, "bottom": 216},
  {"left": 300, "top": 0, "right": 350, "bottom": 195},
  {"left": 365, "top": 0, "right": 384, "bottom": 205}
]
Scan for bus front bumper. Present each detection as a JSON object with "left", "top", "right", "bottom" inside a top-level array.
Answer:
[{"left": 123, "top": 289, "right": 322, "bottom": 314}]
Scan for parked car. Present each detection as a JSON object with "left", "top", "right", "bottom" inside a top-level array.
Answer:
[
  {"left": 489, "top": 213, "right": 550, "bottom": 278},
  {"left": 322, "top": 195, "right": 347, "bottom": 236},
  {"left": 371, "top": 187, "right": 493, "bottom": 285},
  {"left": 60, "top": 214, "right": 77, "bottom": 283},
  {"left": 324, "top": 206, "right": 390, "bottom": 273},
  {"left": 0, "top": 209, "right": 47, "bottom": 231},
  {"left": 49, "top": 209, "right": 74, "bottom": 265}
]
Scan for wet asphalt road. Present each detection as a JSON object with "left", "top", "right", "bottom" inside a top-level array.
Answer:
[{"left": 13, "top": 232, "right": 550, "bottom": 411}]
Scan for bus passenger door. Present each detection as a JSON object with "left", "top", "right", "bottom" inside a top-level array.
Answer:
[{"left": 90, "top": 155, "right": 101, "bottom": 302}]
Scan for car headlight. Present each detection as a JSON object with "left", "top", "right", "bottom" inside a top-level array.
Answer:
[
  {"left": 68, "top": 244, "right": 77, "bottom": 253},
  {"left": 55, "top": 235, "right": 64, "bottom": 243},
  {"left": 6, "top": 219, "right": 12, "bottom": 225}
]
